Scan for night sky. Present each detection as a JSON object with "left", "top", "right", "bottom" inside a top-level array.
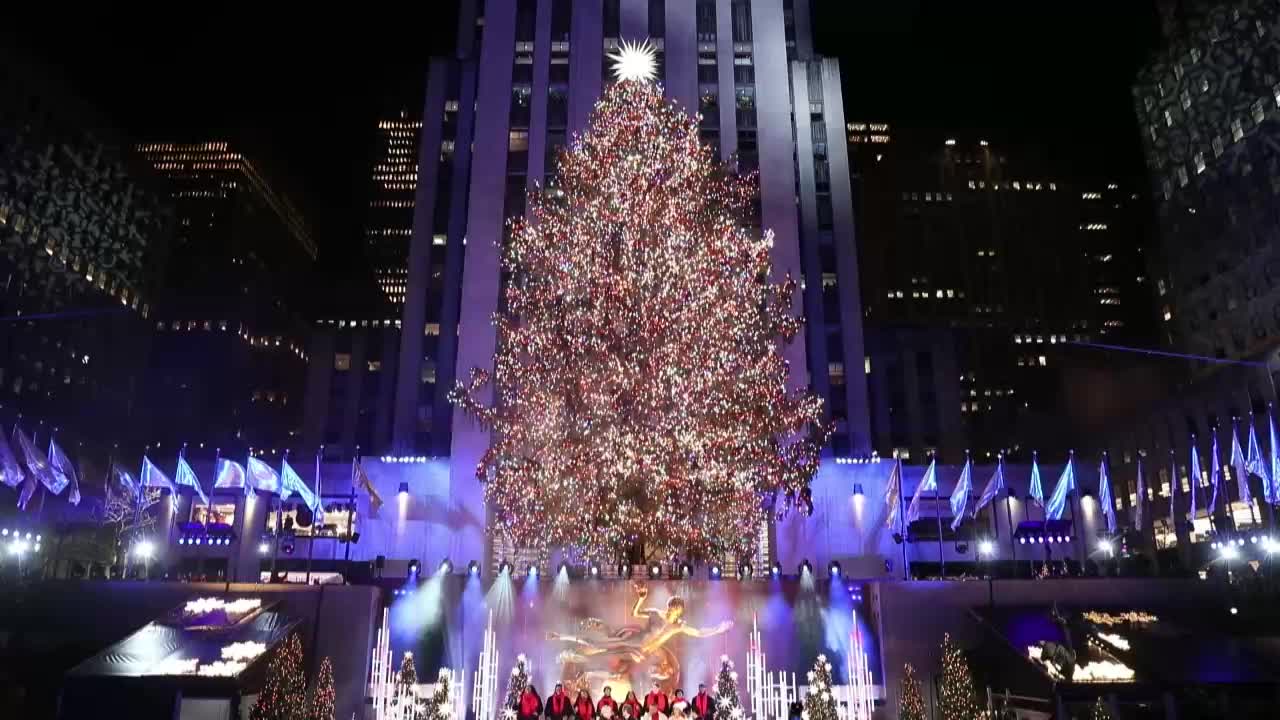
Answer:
[{"left": 5, "top": 2, "right": 1160, "bottom": 263}]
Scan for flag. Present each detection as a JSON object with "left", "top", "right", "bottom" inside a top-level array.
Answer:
[
  {"left": 281, "top": 458, "right": 321, "bottom": 515},
  {"left": 247, "top": 456, "right": 281, "bottom": 494},
  {"left": 1231, "top": 420, "right": 1252, "bottom": 507},
  {"left": 905, "top": 458, "right": 937, "bottom": 524},
  {"left": 109, "top": 464, "right": 142, "bottom": 507},
  {"left": 1188, "top": 439, "right": 1201, "bottom": 520},
  {"left": 354, "top": 459, "right": 383, "bottom": 513},
  {"left": 1246, "top": 420, "right": 1270, "bottom": 501},
  {"left": 883, "top": 458, "right": 902, "bottom": 532},
  {"left": 1270, "top": 410, "right": 1280, "bottom": 505},
  {"left": 48, "top": 438, "right": 79, "bottom": 505},
  {"left": 0, "top": 431, "right": 23, "bottom": 489},
  {"left": 950, "top": 455, "right": 973, "bottom": 531},
  {"left": 974, "top": 455, "right": 1006, "bottom": 515},
  {"left": 1045, "top": 454, "right": 1076, "bottom": 520},
  {"left": 1028, "top": 453, "right": 1044, "bottom": 506},
  {"left": 214, "top": 458, "right": 249, "bottom": 494},
  {"left": 1098, "top": 454, "right": 1116, "bottom": 533},
  {"left": 141, "top": 456, "right": 175, "bottom": 492},
  {"left": 1135, "top": 454, "right": 1147, "bottom": 531},
  {"left": 1168, "top": 451, "right": 1178, "bottom": 525},
  {"left": 1209, "top": 431, "right": 1222, "bottom": 517},
  {"left": 16, "top": 429, "right": 63, "bottom": 494},
  {"left": 175, "top": 456, "right": 209, "bottom": 506},
  {"left": 17, "top": 473, "right": 36, "bottom": 510}
]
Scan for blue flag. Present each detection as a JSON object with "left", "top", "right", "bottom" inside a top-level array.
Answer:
[
  {"left": 1209, "top": 431, "right": 1222, "bottom": 516},
  {"left": 214, "top": 458, "right": 249, "bottom": 495},
  {"left": 975, "top": 455, "right": 1005, "bottom": 515},
  {"left": 17, "top": 429, "right": 63, "bottom": 494},
  {"left": 141, "top": 456, "right": 175, "bottom": 492},
  {"left": 1098, "top": 454, "right": 1116, "bottom": 533},
  {"left": 1189, "top": 439, "right": 1202, "bottom": 520},
  {"left": 247, "top": 457, "right": 281, "bottom": 494},
  {"left": 883, "top": 459, "right": 903, "bottom": 532},
  {"left": 950, "top": 455, "right": 973, "bottom": 531},
  {"left": 1246, "top": 420, "right": 1270, "bottom": 502},
  {"left": 281, "top": 459, "right": 321, "bottom": 515},
  {"left": 1045, "top": 454, "right": 1076, "bottom": 520},
  {"left": 0, "top": 430, "right": 23, "bottom": 490},
  {"left": 48, "top": 439, "right": 79, "bottom": 505},
  {"left": 175, "top": 456, "right": 209, "bottom": 506},
  {"left": 1231, "top": 420, "right": 1252, "bottom": 507},
  {"left": 1135, "top": 454, "right": 1147, "bottom": 531},
  {"left": 905, "top": 459, "right": 937, "bottom": 523},
  {"left": 1028, "top": 452, "right": 1044, "bottom": 507}
]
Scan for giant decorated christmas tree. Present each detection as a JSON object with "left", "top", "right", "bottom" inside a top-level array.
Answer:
[{"left": 451, "top": 41, "right": 828, "bottom": 561}]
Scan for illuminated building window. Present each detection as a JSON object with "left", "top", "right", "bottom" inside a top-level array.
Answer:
[{"left": 334, "top": 353, "right": 352, "bottom": 371}]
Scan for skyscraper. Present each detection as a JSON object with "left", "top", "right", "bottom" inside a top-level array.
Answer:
[
  {"left": 366, "top": 111, "right": 423, "bottom": 306},
  {"left": 136, "top": 141, "right": 315, "bottom": 455}
]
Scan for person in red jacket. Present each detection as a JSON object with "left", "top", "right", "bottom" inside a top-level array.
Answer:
[
  {"left": 643, "top": 683, "right": 669, "bottom": 715},
  {"left": 645, "top": 703, "right": 665, "bottom": 720},
  {"left": 574, "top": 689, "right": 595, "bottom": 720},
  {"left": 621, "top": 691, "right": 643, "bottom": 719},
  {"left": 518, "top": 685, "right": 543, "bottom": 720},
  {"left": 690, "top": 684, "right": 715, "bottom": 720},
  {"left": 597, "top": 686, "right": 619, "bottom": 718},
  {"left": 546, "top": 684, "right": 573, "bottom": 720}
]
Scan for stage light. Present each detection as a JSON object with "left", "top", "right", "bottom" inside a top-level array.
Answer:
[
  {"left": 408, "top": 559, "right": 421, "bottom": 576},
  {"left": 1236, "top": 537, "right": 1246, "bottom": 547},
  {"left": 135, "top": 540, "right": 155, "bottom": 560},
  {"left": 1018, "top": 537, "right": 1026, "bottom": 545},
  {"left": 799, "top": 559, "right": 812, "bottom": 575},
  {"left": 828, "top": 561, "right": 841, "bottom": 578},
  {"left": 439, "top": 558, "right": 453, "bottom": 574},
  {"left": 1098, "top": 539, "right": 1114, "bottom": 556},
  {"left": 680, "top": 562, "right": 692, "bottom": 578},
  {"left": 258, "top": 542, "right": 270, "bottom": 555},
  {"left": 770, "top": 562, "right": 781, "bottom": 577},
  {"left": 710, "top": 564, "right": 721, "bottom": 579},
  {"left": 527, "top": 565, "right": 539, "bottom": 579},
  {"left": 558, "top": 562, "right": 569, "bottom": 576},
  {"left": 1250, "top": 535, "right": 1259, "bottom": 544},
  {"left": 499, "top": 560, "right": 513, "bottom": 575},
  {"left": 978, "top": 540, "right": 995, "bottom": 557},
  {"left": 468, "top": 560, "right": 481, "bottom": 576},
  {"left": 1220, "top": 545, "right": 1239, "bottom": 561},
  {"left": 1230, "top": 607, "right": 1239, "bottom": 615},
  {"left": 852, "top": 483, "right": 864, "bottom": 497},
  {"left": 1, "top": 529, "right": 6, "bottom": 536},
  {"left": 1266, "top": 539, "right": 1279, "bottom": 555},
  {"left": 738, "top": 564, "right": 753, "bottom": 580},
  {"left": 35, "top": 534, "right": 41, "bottom": 542},
  {"left": 1211, "top": 541, "right": 1220, "bottom": 550},
  {"left": 398, "top": 482, "right": 409, "bottom": 499},
  {"left": 649, "top": 564, "right": 662, "bottom": 578},
  {"left": 9, "top": 540, "right": 28, "bottom": 557},
  {"left": 589, "top": 562, "right": 600, "bottom": 578}
]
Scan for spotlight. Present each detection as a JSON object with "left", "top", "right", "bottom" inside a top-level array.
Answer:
[
  {"left": 527, "top": 565, "right": 539, "bottom": 579},
  {"left": 799, "top": 559, "right": 812, "bottom": 575},
  {"left": 1220, "top": 545, "right": 1239, "bottom": 561},
  {"left": 828, "top": 561, "right": 841, "bottom": 578},
  {"left": 1097, "top": 539, "right": 1114, "bottom": 556},
  {"left": 589, "top": 562, "right": 601, "bottom": 577},
  {"left": 408, "top": 559, "right": 421, "bottom": 576},
  {"left": 1236, "top": 537, "right": 1246, "bottom": 547},
  {"left": 468, "top": 560, "right": 481, "bottom": 576},
  {"left": 710, "top": 564, "right": 722, "bottom": 579},
  {"left": 398, "top": 482, "right": 409, "bottom": 499},
  {"left": 1211, "top": 541, "right": 1220, "bottom": 550},
  {"left": 178, "top": 537, "right": 186, "bottom": 546},
  {"left": 770, "top": 562, "right": 781, "bottom": 577},
  {"left": 1, "top": 529, "right": 6, "bottom": 536},
  {"left": 680, "top": 562, "right": 692, "bottom": 578},
  {"left": 1250, "top": 535, "right": 1259, "bottom": 544},
  {"left": 649, "top": 564, "right": 662, "bottom": 579},
  {"left": 852, "top": 483, "right": 864, "bottom": 497},
  {"left": 978, "top": 540, "right": 995, "bottom": 557},
  {"left": 134, "top": 540, "right": 155, "bottom": 560},
  {"left": 1019, "top": 537, "right": 1026, "bottom": 545},
  {"left": 439, "top": 558, "right": 453, "bottom": 574},
  {"left": 738, "top": 564, "right": 753, "bottom": 580},
  {"left": 499, "top": 560, "right": 513, "bottom": 575},
  {"left": 258, "top": 542, "right": 270, "bottom": 555},
  {"left": 558, "top": 562, "right": 569, "bottom": 575},
  {"left": 1230, "top": 606, "right": 1239, "bottom": 615}
]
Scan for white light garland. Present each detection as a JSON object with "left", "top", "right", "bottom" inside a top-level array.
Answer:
[
  {"left": 221, "top": 640, "right": 267, "bottom": 662},
  {"left": 153, "top": 656, "right": 199, "bottom": 675}
]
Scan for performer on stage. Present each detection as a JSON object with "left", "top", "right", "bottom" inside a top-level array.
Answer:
[
  {"left": 620, "top": 704, "right": 636, "bottom": 720},
  {"left": 622, "top": 690, "right": 643, "bottom": 719},
  {"left": 519, "top": 685, "right": 544, "bottom": 720},
  {"left": 645, "top": 703, "right": 666, "bottom": 720},
  {"left": 670, "top": 689, "right": 687, "bottom": 716},
  {"left": 644, "top": 682, "right": 669, "bottom": 715},
  {"left": 597, "top": 686, "right": 619, "bottom": 718},
  {"left": 691, "top": 684, "right": 715, "bottom": 720},
  {"left": 575, "top": 689, "right": 595, "bottom": 720},
  {"left": 546, "top": 684, "right": 573, "bottom": 720}
]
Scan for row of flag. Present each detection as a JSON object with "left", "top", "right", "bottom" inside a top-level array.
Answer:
[
  {"left": 0, "top": 427, "right": 386, "bottom": 516},
  {"left": 882, "top": 414, "right": 1280, "bottom": 538}
]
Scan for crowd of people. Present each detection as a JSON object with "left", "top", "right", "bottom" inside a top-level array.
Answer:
[{"left": 516, "top": 682, "right": 718, "bottom": 720}]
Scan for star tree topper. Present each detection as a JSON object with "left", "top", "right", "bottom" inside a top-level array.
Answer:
[{"left": 609, "top": 39, "right": 658, "bottom": 83}]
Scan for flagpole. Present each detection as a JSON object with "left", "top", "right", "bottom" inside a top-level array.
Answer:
[
  {"left": 346, "top": 445, "right": 359, "bottom": 563},
  {"left": 1002, "top": 456, "right": 1016, "bottom": 566},
  {"left": 307, "top": 446, "right": 321, "bottom": 585},
  {"left": 1066, "top": 451, "right": 1082, "bottom": 567},
  {"left": 935, "top": 453, "right": 945, "bottom": 578},
  {"left": 270, "top": 451, "right": 281, "bottom": 583},
  {"left": 216, "top": 448, "right": 235, "bottom": 593}
]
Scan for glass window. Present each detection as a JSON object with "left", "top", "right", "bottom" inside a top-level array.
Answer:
[
  {"left": 696, "top": 0, "right": 716, "bottom": 40},
  {"left": 649, "top": 0, "right": 666, "bottom": 38},
  {"left": 551, "top": 0, "right": 571, "bottom": 42},
  {"left": 731, "top": 0, "right": 753, "bottom": 42},
  {"left": 604, "top": 0, "right": 621, "bottom": 37},
  {"left": 515, "top": 0, "right": 537, "bottom": 41},
  {"left": 334, "top": 353, "right": 351, "bottom": 371}
]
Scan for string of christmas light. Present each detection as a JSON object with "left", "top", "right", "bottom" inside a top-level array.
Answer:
[
  {"left": 1090, "top": 698, "right": 1114, "bottom": 720},
  {"left": 937, "top": 634, "right": 983, "bottom": 720},
  {"left": 309, "top": 657, "right": 336, "bottom": 720},
  {"left": 249, "top": 633, "right": 305, "bottom": 720},
  {"left": 897, "top": 664, "right": 926, "bottom": 720},
  {"left": 503, "top": 654, "right": 530, "bottom": 713},
  {"left": 451, "top": 75, "right": 829, "bottom": 562}
]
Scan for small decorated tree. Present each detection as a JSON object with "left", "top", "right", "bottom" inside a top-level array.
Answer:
[
  {"left": 421, "top": 668, "right": 455, "bottom": 720},
  {"left": 802, "top": 654, "right": 838, "bottom": 720},
  {"left": 897, "top": 664, "right": 926, "bottom": 720},
  {"left": 713, "top": 654, "right": 742, "bottom": 720},
  {"left": 251, "top": 633, "right": 306, "bottom": 720},
  {"left": 395, "top": 652, "right": 420, "bottom": 718},
  {"left": 308, "top": 657, "right": 336, "bottom": 720},
  {"left": 503, "top": 654, "right": 530, "bottom": 711},
  {"left": 1090, "top": 698, "right": 1114, "bottom": 720},
  {"left": 937, "top": 634, "right": 982, "bottom": 720}
]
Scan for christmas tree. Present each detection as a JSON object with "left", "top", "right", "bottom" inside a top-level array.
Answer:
[
  {"left": 395, "top": 652, "right": 419, "bottom": 718},
  {"left": 450, "top": 45, "right": 829, "bottom": 560},
  {"left": 1090, "top": 698, "right": 1114, "bottom": 720},
  {"left": 802, "top": 655, "right": 838, "bottom": 720},
  {"left": 937, "top": 634, "right": 982, "bottom": 720},
  {"left": 308, "top": 657, "right": 336, "bottom": 720},
  {"left": 250, "top": 633, "right": 306, "bottom": 720},
  {"left": 421, "top": 668, "right": 454, "bottom": 720},
  {"left": 503, "top": 654, "right": 530, "bottom": 711},
  {"left": 897, "top": 664, "right": 926, "bottom": 720},
  {"left": 712, "top": 655, "right": 743, "bottom": 720}
]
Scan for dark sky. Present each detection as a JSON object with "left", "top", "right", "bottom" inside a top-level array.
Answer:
[{"left": 5, "top": 2, "right": 1160, "bottom": 261}]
